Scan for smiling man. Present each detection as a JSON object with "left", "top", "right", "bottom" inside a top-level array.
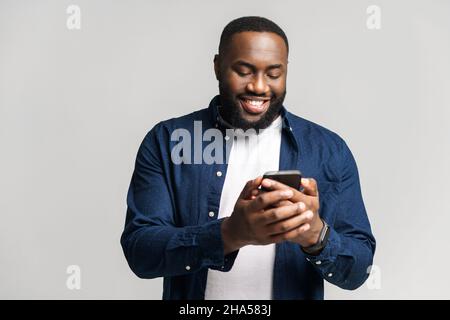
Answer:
[
  {"left": 121, "top": 16, "right": 376, "bottom": 300},
  {"left": 216, "top": 22, "right": 287, "bottom": 131}
]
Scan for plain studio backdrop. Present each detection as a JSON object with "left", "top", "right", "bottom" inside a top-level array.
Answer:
[{"left": 1, "top": 0, "right": 449, "bottom": 299}]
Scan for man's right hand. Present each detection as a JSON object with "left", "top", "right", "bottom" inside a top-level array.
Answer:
[{"left": 221, "top": 176, "right": 312, "bottom": 255}]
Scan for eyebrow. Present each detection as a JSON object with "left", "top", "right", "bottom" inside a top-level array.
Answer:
[{"left": 233, "top": 60, "right": 283, "bottom": 71}]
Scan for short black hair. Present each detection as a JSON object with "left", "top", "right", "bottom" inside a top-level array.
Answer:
[{"left": 218, "top": 16, "right": 289, "bottom": 56}]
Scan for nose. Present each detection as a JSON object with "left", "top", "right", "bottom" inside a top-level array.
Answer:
[{"left": 246, "top": 73, "right": 269, "bottom": 95}]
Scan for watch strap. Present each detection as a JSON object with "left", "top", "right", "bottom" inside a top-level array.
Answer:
[{"left": 301, "top": 219, "right": 330, "bottom": 255}]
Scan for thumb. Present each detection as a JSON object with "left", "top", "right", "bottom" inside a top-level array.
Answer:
[
  {"left": 240, "top": 176, "right": 263, "bottom": 199},
  {"left": 301, "top": 178, "right": 318, "bottom": 197}
]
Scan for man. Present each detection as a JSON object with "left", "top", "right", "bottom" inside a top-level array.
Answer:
[{"left": 121, "top": 16, "right": 376, "bottom": 300}]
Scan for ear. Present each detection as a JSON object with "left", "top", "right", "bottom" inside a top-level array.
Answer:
[{"left": 213, "top": 54, "right": 220, "bottom": 81}]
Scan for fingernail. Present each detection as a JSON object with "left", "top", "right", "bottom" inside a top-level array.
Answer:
[
  {"left": 305, "top": 210, "right": 313, "bottom": 219},
  {"left": 298, "top": 202, "right": 306, "bottom": 210},
  {"left": 301, "top": 178, "right": 309, "bottom": 186},
  {"left": 281, "top": 190, "right": 293, "bottom": 197},
  {"left": 263, "top": 179, "right": 272, "bottom": 187}
]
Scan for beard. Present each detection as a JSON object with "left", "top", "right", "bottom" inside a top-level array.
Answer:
[{"left": 218, "top": 81, "right": 286, "bottom": 131}]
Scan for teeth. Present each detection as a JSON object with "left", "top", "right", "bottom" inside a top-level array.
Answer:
[{"left": 246, "top": 100, "right": 264, "bottom": 107}]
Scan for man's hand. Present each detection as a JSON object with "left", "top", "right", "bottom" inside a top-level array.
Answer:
[
  {"left": 221, "top": 176, "right": 320, "bottom": 255},
  {"left": 259, "top": 177, "right": 324, "bottom": 249}
]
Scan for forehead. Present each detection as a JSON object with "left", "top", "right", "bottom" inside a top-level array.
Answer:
[{"left": 225, "top": 31, "right": 288, "bottom": 64}]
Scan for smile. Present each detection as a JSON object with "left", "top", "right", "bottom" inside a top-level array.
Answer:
[{"left": 239, "top": 98, "right": 270, "bottom": 115}]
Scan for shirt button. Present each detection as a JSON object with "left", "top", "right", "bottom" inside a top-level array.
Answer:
[
  {"left": 225, "top": 135, "right": 230, "bottom": 141},
  {"left": 327, "top": 273, "right": 333, "bottom": 277},
  {"left": 215, "top": 123, "right": 218, "bottom": 128},
  {"left": 289, "top": 127, "right": 293, "bottom": 131},
  {"left": 208, "top": 211, "right": 215, "bottom": 217},
  {"left": 306, "top": 258, "right": 310, "bottom": 262},
  {"left": 216, "top": 171, "right": 222, "bottom": 177},
  {"left": 185, "top": 265, "right": 191, "bottom": 271},
  {"left": 315, "top": 260, "right": 322, "bottom": 265}
]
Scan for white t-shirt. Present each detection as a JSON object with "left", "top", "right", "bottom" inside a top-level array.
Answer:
[{"left": 204, "top": 116, "right": 282, "bottom": 300}]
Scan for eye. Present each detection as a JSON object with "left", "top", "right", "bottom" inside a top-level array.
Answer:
[
  {"left": 233, "top": 66, "right": 253, "bottom": 77},
  {"left": 236, "top": 70, "right": 251, "bottom": 77},
  {"left": 267, "top": 72, "right": 282, "bottom": 79}
]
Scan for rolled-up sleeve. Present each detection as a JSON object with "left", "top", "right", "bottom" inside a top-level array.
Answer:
[
  {"left": 303, "top": 139, "right": 376, "bottom": 290},
  {"left": 120, "top": 126, "right": 238, "bottom": 279}
]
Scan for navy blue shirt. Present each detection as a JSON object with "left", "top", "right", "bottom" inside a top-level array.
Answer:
[{"left": 121, "top": 95, "right": 376, "bottom": 300}]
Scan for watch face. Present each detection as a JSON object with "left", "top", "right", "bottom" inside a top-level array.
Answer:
[
  {"left": 321, "top": 223, "right": 330, "bottom": 243},
  {"left": 301, "top": 221, "right": 330, "bottom": 255},
  {"left": 316, "top": 221, "right": 329, "bottom": 245}
]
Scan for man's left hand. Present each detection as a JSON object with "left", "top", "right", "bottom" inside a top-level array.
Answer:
[{"left": 259, "top": 177, "right": 324, "bottom": 248}]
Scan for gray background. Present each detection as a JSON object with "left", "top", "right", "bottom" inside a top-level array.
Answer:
[{"left": 1, "top": 0, "right": 449, "bottom": 299}]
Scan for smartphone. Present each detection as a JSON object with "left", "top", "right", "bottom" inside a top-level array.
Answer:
[{"left": 261, "top": 170, "right": 303, "bottom": 192}]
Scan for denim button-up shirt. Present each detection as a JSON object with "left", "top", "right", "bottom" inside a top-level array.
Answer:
[{"left": 121, "top": 95, "right": 376, "bottom": 300}]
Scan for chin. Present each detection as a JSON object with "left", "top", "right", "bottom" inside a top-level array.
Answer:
[{"left": 240, "top": 110, "right": 266, "bottom": 122}]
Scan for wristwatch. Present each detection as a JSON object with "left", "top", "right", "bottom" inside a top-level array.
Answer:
[{"left": 301, "top": 219, "right": 330, "bottom": 255}]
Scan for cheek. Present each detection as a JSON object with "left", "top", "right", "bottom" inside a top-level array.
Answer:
[
  {"left": 270, "top": 79, "right": 286, "bottom": 96},
  {"left": 223, "top": 72, "right": 248, "bottom": 93}
]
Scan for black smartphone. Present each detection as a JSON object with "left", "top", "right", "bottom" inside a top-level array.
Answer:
[{"left": 261, "top": 170, "right": 302, "bottom": 192}]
